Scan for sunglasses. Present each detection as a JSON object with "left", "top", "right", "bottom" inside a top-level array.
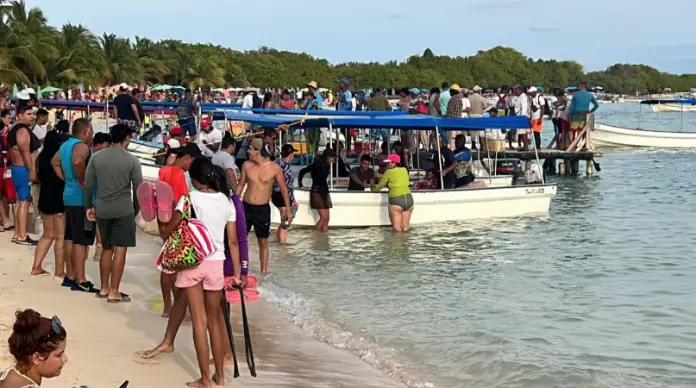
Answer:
[{"left": 43, "top": 315, "right": 62, "bottom": 341}]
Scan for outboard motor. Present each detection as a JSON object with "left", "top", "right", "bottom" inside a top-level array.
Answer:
[{"left": 139, "top": 124, "right": 163, "bottom": 142}]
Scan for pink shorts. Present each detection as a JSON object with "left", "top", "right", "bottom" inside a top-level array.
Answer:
[{"left": 175, "top": 260, "right": 224, "bottom": 291}]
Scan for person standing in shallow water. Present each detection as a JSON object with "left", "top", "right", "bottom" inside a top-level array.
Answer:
[
  {"left": 235, "top": 138, "right": 292, "bottom": 274},
  {"left": 1, "top": 309, "right": 68, "bottom": 388}
]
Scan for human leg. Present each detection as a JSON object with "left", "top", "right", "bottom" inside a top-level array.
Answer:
[
  {"left": 53, "top": 214, "right": 65, "bottom": 278},
  {"left": 185, "top": 283, "right": 212, "bottom": 387},
  {"left": 141, "top": 288, "right": 188, "bottom": 359},
  {"left": 387, "top": 205, "right": 403, "bottom": 232},
  {"left": 31, "top": 213, "right": 54, "bottom": 275},
  {"left": 204, "top": 289, "right": 225, "bottom": 386}
]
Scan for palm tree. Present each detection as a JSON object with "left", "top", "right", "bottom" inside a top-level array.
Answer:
[
  {"left": 99, "top": 33, "right": 142, "bottom": 85},
  {"left": 186, "top": 59, "right": 225, "bottom": 90},
  {"left": 133, "top": 36, "right": 169, "bottom": 84},
  {"left": 44, "top": 23, "right": 103, "bottom": 86}
]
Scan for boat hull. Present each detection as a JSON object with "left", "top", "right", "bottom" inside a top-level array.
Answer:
[
  {"left": 272, "top": 184, "right": 556, "bottom": 227},
  {"left": 593, "top": 123, "right": 696, "bottom": 148},
  {"left": 650, "top": 103, "right": 696, "bottom": 113}
]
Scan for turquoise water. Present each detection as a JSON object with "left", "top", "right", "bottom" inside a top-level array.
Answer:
[{"left": 256, "top": 104, "right": 696, "bottom": 387}]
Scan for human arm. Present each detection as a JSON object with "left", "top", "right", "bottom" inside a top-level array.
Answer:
[
  {"left": 234, "top": 163, "right": 247, "bottom": 197},
  {"left": 84, "top": 158, "right": 97, "bottom": 210},
  {"left": 164, "top": 197, "right": 186, "bottom": 238},
  {"left": 282, "top": 164, "right": 296, "bottom": 204},
  {"left": 590, "top": 95, "right": 599, "bottom": 113},
  {"left": 112, "top": 104, "right": 118, "bottom": 120},
  {"left": 131, "top": 158, "right": 143, "bottom": 214},
  {"left": 72, "top": 142, "right": 89, "bottom": 186},
  {"left": 51, "top": 152, "right": 64, "bottom": 181},
  {"left": 350, "top": 168, "right": 366, "bottom": 188},
  {"left": 225, "top": 168, "right": 238, "bottom": 191},
  {"left": 274, "top": 165, "right": 293, "bottom": 224},
  {"left": 297, "top": 164, "right": 312, "bottom": 189},
  {"left": 442, "top": 151, "right": 457, "bottom": 175},
  {"left": 131, "top": 102, "right": 141, "bottom": 126},
  {"left": 371, "top": 170, "right": 390, "bottom": 192},
  {"left": 226, "top": 220, "right": 242, "bottom": 283},
  {"left": 16, "top": 129, "right": 34, "bottom": 179}
]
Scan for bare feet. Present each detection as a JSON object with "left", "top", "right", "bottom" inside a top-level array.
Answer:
[
  {"left": 186, "top": 378, "right": 211, "bottom": 388},
  {"left": 212, "top": 373, "right": 225, "bottom": 386},
  {"left": 140, "top": 342, "right": 174, "bottom": 359},
  {"left": 161, "top": 311, "right": 170, "bottom": 318}
]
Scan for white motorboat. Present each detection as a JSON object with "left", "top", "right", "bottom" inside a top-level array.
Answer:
[
  {"left": 128, "top": 139, "right": 163, "bottom": 155},
  {"left": 642, "top": 98, "right": 696, "bottom": 113},
  {"left": 593, "top": 123, "right": 696, "bottom": 148},
  {"left": 271, "top": 184, "right": 556, "bottom": 227}
]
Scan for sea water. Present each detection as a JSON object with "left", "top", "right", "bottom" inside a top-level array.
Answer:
[{"left": 256, "top": 103, "right": 696, "bottom": 387}]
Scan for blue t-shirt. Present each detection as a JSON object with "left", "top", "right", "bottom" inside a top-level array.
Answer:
[
  {"left": 314, "top": 92, "right": 323, "bottom": 107},
  {"left": 439, "top": 90, "right": 451, "bottom": 115},
  {"left": 569, "top": 90, "right": 598, "bottom": 115},
  {"left": 338, "top": 90, "right": 353, "bottom": 111},
  {"left": 453, "top": 148, "right": 471, "bottom": 162}
]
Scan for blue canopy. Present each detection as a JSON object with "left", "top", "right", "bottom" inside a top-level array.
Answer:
[
  {"left": 218, "top": 112, "right": 530, "bottom": 130},
  {"left": 226, "top": 108, "right": 406, "bottom": 116}
]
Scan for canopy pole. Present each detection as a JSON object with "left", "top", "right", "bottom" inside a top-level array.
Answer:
[
  {"left": 681, "top": 102, "right": 684, "bottom": 132},
  {"left": 486, "top": 132, "right": 492, "bottom": 186},
  {"left": 435, "top": 125, "right": 444, "bottom": 190},
  {"left": 416, "top": 129, "right": 421, "bottom": 177},
  {"left": 530, "top": 123, "right": 545, "bottom": 184},
  {"left": 104, "top": 101, "right": 109, "bottom": 129},
  {"left": 329, "top": 123, "right": 335, "bottom": 190}
]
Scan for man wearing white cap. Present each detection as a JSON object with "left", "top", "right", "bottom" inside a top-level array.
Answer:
[
  {"left": 468, "top": 85, "right": 488, "bottom": 150},
  {"left": 512, "top": 85, "right": 530, "bottom": 150},
  {"left": 113, "top": 83, "right": 141, "bottom": 130},
  {"left": 307, "top": 81, "right": 323, "bottom": 107},
  {"left": 528, "top": 86, "right": 545, "bottom": 150}
]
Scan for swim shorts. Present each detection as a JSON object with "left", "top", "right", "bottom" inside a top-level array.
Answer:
[
  {"left": 64, "top": 206, "right": 96, "bottom": 246},
  {"left": 179, "top": 117, "right": 197, "bottom": 137},
  {"left": 97, "top": 213, "right": 136, "bottom": 248},
  {"left": 243, "top": 201, "right": 271, "bottom": 239},
  {"left": 271, "top": 191, "right": 286, "bottom": 209},
  {"left": 10, "top": 165, "right": 31, "bottom": 202}
]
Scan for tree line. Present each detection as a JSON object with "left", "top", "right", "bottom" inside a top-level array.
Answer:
[{"left": 1, "top": 1, "right": 694, "bottom": 94}]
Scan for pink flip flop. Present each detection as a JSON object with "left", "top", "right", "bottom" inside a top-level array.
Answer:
[
  {"left": 154, "top": 182, "right": 174, "bottom": 223},
  {"left": 136, "top": 182, "right": 157, "bottom": 222},
  {"left": 225, "top": 275, "right": 258, "bottom": 289},
  {"left": 225, "top": 288, "right": 259, "bottom": 304}
]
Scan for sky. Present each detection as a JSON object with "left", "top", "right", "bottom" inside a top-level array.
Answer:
[{"left": 22, "top": 0, "right": 696, "bottom": 74}]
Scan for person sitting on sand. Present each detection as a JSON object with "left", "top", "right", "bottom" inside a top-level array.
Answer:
[{"left": 1, "top": 309, "right": 67, "bottom": 388}]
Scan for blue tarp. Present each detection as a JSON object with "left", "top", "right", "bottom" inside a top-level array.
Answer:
[{"left": 219, "top": 112, "right": 530, "bottom": 130}]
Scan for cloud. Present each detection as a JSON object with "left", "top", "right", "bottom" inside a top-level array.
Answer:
[{"left": 529, "top": 27, "right": 561, "bottom": 33}]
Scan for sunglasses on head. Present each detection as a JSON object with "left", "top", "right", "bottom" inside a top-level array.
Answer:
[{"left": 43, "top": 315, "right": 62, "bottom": 341}]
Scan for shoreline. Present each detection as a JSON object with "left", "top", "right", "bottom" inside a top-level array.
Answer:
[{"left": 0, "top": 231, "right": 404, "bottom": 387}]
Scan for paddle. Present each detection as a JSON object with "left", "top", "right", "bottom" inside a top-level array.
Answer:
[
  {"left": 220, "top": 294, "right": 240, "bottom": 378},
  {"left": 237, "top": 285, "right": 257, "bottom": 377},
  {"left": 118, "top": 381, "right": 129, "bottom": 388}
]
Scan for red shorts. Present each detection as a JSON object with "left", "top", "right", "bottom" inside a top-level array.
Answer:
[
  {"left": 561, "top": 119, "right": 570, "bottom": 134},
  {"left": 0, "top": 167, "right": 17, "bottom": 202}
]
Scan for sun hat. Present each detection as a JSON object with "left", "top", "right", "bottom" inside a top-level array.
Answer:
[
  {"left": 450, "top": 84, "right": 461, "bottom": 92},
  {"left": 384, "top": 153, "right": 401, "bottom": 164},
  {"left": 25, "top": 88, "right": 36, "bottom": 94},
  {"left": 307, "top": 81, "right": 318, "bottom": 89},
  {"left": 528, "top": 86, "right": 538, "bottom": 93},
  {"left": 472, "top": 85, "right": 482, "bottom": 92},
  {"left": 17, "top": 90, "right": 30, "bottom": 100}
]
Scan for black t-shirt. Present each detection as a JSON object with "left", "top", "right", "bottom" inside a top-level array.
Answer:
[
  {"left": 135, "top": 99, "right": 144, "bottom": 122},
  {"left": 348, "top": 166, "right": 375, "bottom": 190},
  {"left": 113, "top": 94, "right": 136, "bottom": 121}
]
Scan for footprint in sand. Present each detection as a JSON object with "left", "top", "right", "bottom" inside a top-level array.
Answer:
[{"left": 133, "top": 351, "right": 159, "bottom": 366}]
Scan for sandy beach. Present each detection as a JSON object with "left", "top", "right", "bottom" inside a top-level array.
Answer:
[{"left": 0, "top": 230, "right": 404, "bottom": 387}]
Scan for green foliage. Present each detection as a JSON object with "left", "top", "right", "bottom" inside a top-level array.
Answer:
[{"left": 1, "top": 1, "right": 695, "bottom": 93}]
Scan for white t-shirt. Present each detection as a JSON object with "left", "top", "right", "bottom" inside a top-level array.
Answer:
[
  {"left": 33, "top": 124, "right": 48, "bottom": 140},
  {"left": 514, "top": 93, "right": 529, "bottom": 118},
  {"left": 198, "top": 128, "right": 223, "bottom": 157},
  {"left": 242, "top": 94, "right": 254, "bottom": 109},
  {"left": 560, "top": 100, "right": 572, "bottom": 121},
  {"left": 461, "top": 97, "right": 471, "bottom": 118},
  {"left": 176, "top": 191, "right": 236, "bottom": 261},
  {"left": 530, "top": 95, "right": 546, "bottom": 120},
  {"left": 212, "top": 150, "right": 239, "bottom": 175}
]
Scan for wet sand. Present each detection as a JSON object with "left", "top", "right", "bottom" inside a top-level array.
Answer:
[{"left": 0, "top": 230, "right": 403, "bottom": 387}]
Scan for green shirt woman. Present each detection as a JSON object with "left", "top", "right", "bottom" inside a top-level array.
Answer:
[{"left": 372, "top": 154, "right": 414, "bottom": 232}]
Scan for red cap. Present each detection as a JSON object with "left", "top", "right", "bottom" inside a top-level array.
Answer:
[
  {"left": 169, "top": 126, "right": 183, "bottom": 136},
  {"left": 200, "top": 117, "right": 211, "bottom": 127}
]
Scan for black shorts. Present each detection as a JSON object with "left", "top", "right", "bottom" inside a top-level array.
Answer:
[
  {"left": 243, "top": 201, "right": 271, "bottom": 239},
  {"left": 64, "top": 206, "right": 96, "bottom": 246},
  {"left": 97, "top": 214, "right": 136, "bottom": 249},
  {"left": 310, "top": 191, "right": 332, "bottom": 210},
  {"left": 271, "top": 191, "right": 286, "bottom": 209}
]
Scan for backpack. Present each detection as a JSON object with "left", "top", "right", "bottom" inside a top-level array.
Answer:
[{"left": 157, "top": 194, "right": 215, "bottom": 274}]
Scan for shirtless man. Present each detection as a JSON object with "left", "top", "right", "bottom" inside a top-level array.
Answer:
[
  {"left": 235, "top": 138, "right": 292, "bottom": 274},
  {"left": 8, "top": 105, "right": 40, "bottom": 245}
]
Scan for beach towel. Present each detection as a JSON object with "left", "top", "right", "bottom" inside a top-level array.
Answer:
[{"left": 224, "top": 194, "right": 249, "bottom": 277}]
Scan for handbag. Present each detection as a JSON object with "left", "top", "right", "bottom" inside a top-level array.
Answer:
[{"left": 156, "top": 194, "right": 215, "bottom": 274}]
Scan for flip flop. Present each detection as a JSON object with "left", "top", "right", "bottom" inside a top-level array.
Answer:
[
  {"left": 136, "top": 182, "right": 157, "bottom": 222},
  {"left": 31, "top": 269, "right": 51, "bottom": 277},
  {"left": 107, "top": 293, "right": 131, "bottom": 303},
  {"left": 224, "top": 275, "right": 258, "bottom": 289},
  {"left": 225, "top": 288, "right": 259, "bottom": 304},
  {"left": 154, "top": 181, "right": 174, "bottom": 223}
]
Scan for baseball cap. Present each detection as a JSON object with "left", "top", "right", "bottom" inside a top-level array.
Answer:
[
  {"left": 281, "top": 143, "right": 298, "bottom": 157},
  {"left": 200, "top": 117, "right": 211, "bottom": 127},
  {"left": 166, "top": 138, "right": 181, "bottom": 148},
  {"left": 528, "top": 86, "right": 538, "bottom": 93},
  {"left": 409, "top": 88, "right": 420, "bottom": 95},
  {"left": 169, "top": 126, "right": 183, "bottom": 136},
  {"left": 339, "top": 78, "right": 350, "bottom": 86},
  {"left": 119, "top": 83, "right": 129, "bottom": 91},
  {"left": 250, "top": 138, "right": 264, "bottom": 150},
  {"left": 384, "top": 153, "right": 401, "bottom": 164},
  {"left": 173, "top": 142, "right": 202, "bottom": 158}
]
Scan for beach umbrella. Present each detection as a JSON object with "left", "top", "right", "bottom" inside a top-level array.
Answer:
[
  {"left": 12, "top": 84, "right": 19, "bottom": 98},
  {"left": 151, "top": 84, "right": 173, "bottom": 91},
  {"left": 171, "top": 85, "right": 185, "bottom": 92},
  {"left": 38, "top": 86, "right": 62, "bottom": 98}
]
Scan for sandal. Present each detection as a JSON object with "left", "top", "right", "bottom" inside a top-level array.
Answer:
[
  {"left": 154, "top": 182, "right": 174, "bottom": 223},
  {"left": 136, "top": 182, "right": 157, "bottom": 222},
  {"left": 107, "top": 293, "right": 132, "bottom": 303}
]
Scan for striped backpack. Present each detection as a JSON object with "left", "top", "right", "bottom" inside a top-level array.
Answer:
[{"left": 157, "top": 194, "right": 214, "bottom": 274}]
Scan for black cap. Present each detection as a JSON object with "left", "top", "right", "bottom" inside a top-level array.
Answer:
[
  {"left": 280, "top": 143, "right": 298, "bottom": 157},
  {"left": 173, "top": 142, "right": 202, "bottom": 158}
]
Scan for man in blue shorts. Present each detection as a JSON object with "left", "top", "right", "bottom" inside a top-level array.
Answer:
[{"left": 177, "top": 89, "right": 198, "bottom": 138}]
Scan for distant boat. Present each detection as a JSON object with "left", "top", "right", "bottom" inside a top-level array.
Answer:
[
  {"left": 593, "top": 123, "right": 696, "bottom": 148},
  {"left": 641, "top": 98, "right": 696, "bottom": 113}
]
